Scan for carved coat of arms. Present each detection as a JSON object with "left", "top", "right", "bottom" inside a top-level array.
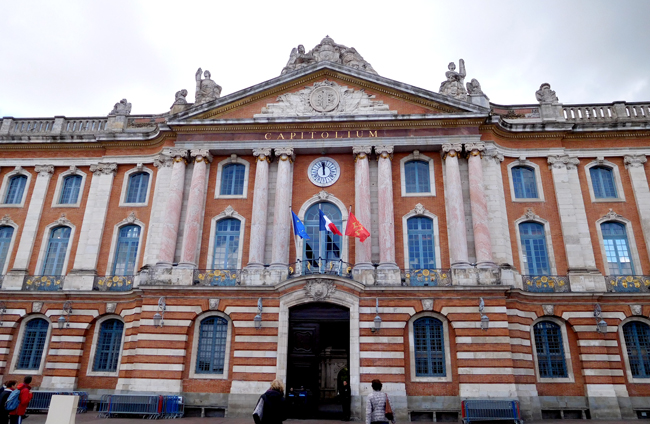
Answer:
[{"left": 305, "top": 279, "right": 336, "bottom": 300}]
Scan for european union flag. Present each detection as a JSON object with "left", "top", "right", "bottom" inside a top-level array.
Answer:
[{"left": 291, "top": 210, "right": 310, "bottom": 239}]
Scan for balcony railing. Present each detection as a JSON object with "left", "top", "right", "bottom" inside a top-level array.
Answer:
[
  {"left": 401, "top": 269, "right": 452, "bottom": 286},
  {"left": 193, "top": 269, "right": 240, "bottom": 286},
  {"left": 522, "top": 275, "right": 570, "bottom": 293},
  {"left": 605, "top": 275, "right": 650, "bottom": 293},
  {"left": 288, "top": 259, "right": 353, "bottom": 279},
  {"left": 94, "top": 275, "right": 134, "bottom": 292},
  {"left": 23, "top": 275, "right": 64, "bottom": 291}
]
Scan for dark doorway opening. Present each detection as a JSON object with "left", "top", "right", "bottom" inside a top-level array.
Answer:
[{"left": 287, "top": 302, "right": 350, "bottom": 419}]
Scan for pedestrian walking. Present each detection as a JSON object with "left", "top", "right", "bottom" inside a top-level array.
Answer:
[
  {"left": 365, "top": 379, "right": 395, "bottom": 424},
  {"left": 253, "top": 379, "right": 286, "bottom": 424},
  {"left": 339, "top": 380, "right": 351, "bottom": 421},
  {"left": 0, "top": 381, "right": 17, "bottom": 424},
  {"left": 9, "top": 376, "right": 32, "bottom": 424}
]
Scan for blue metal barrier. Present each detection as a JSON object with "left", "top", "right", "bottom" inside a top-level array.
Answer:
[
  {"left": 162, "top": 396, "right": 184, "bottom": 418},
  {"left": 98, "top": 394, "right": 183, "bottom": 419},
  {"left": 461, "top": 400, "right": 522, "bottom": 424},
  {"left": 27, "top": 391, "right": 89, "bottom": 413}
]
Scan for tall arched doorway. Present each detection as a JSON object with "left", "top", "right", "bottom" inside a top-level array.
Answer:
[{"left": 287, "top": 302, "right": 350, "bottom": 419}]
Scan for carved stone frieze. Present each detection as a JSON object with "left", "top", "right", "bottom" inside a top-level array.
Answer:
[
  {"left": 255, "top": 80, "right": 394, "bottom": 118},
  {"left": 153, "top": 154, "right": 173, "bottom": 169},
  {"left": 603, "top": 208, "right": 623, "bottom": 220},
  {"left": 106, "top": 302, "right": 117, "bottom": 314},
  {"left": 315, "top": 190, "right": 331, "bottom": 201},
  {"left": 543, "top": 304, "right": 555, "bottom": 316},
  {"left": 624, "top": 154, "right": 647, "bottom": 169},
  {"left": 631, "top": 304, "right": 642, "bottom": 316},
  {"left": 421, "top": 299, "right": 434, "bottom": 311},
  {"left": 125, "top": 211, "right": 137, "bottom": 223},
  {"left": 55, "top": 213, "right": 72, "bottom": 226},
  {"left": 90, "top": 163, "right": 118, "bottom": 176},
  {"left": 305, "top": 279, "right": 336, "bottom": 301},
  {"left": 281, "top": 36, "right": 377, "bottom": 75},
  {"left": 547, "top": 155, "right": 580, "bottom": 170},
  {"left": 223, "top": 205, "right": 235, "bottom": 217},
  {"left": 0, "top": 214, "right": 14, "bottom": 225},
  {"left": 524, "top": 208, "right": 539, "bottom": 220},
  {"left": 413, "top": 203, "right": 427, "bottom": 216},
  {"left": 35, "top": 165, "right": 54, "bottom": 177},
  {"left": 209, "top": 299, "right": 220, "bottom": 310},
  {"left": 32, "top": 302, "right": 43, "bottom": 313}
]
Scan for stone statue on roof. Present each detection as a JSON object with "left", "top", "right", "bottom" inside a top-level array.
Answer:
[
  {"left": 195, "top": 68, "right": 222, "bottom": 105},
  {"left": 108, "top": 99, "right": 132, "bottom": 116},
  {"left": 535, "top": 83, "right": 559, "bottom": 103},
  {"left": 281, "top": 36, "right": 378, "bottom": 75},
  {"left": 439, "top": 59, "right": 468, "bottom": 101}
]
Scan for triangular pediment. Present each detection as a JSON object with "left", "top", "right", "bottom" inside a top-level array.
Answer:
[{"left": 170, "top": 62, "right": 487, "bottom": 123}]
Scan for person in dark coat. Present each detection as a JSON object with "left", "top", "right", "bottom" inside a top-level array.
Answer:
[
  {"left": 0, "top": 381, "right": 17, "bottom": 424},
  {"left": 339, "top": 380, "right": 351, "bottom": 421},
  {"left": 260, "top": 379, "right": 287, "bottom": 424},
  {"left": 9, "top": 376, "right": 32, "bottom": 424}
]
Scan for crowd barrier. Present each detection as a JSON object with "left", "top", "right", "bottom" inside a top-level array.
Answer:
[
  {"left": 27, "top": 391, "right": 88, "bottom": 414},
  {"left": 461, "top": 400, "right": 522, "bottom": 424},
  {"left": 98, "top": 394, "right": 184, "bottom": 419}
]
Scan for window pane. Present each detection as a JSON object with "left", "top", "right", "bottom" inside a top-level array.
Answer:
[
  {"left": 112, "top": 225, "right": 141, "bottom": 275},
  {"left": 408, "top": 217, "right": 436, "bottom": 269},
  {"left": 520, "top": 222, "right": 550, "bottom": 275},
  {"left": 0, "top": 226, "right": 14, "bottom": 272},
  {"left": 212, "top": 219, "right": 241, "bottom": 269},
  {"left": 59, "top": 175, "right": 82, "bottom": 204},
  {"left": 42, "top": 226, "right": 71, "bottom": 276},
  {"left": 302, "top": 203, "right": 342, "bottom": 269},
  {"left": 623, "top": 322, "right": 650, "bottom": 378},
  {"left": 534, "top": 321, "right": 568, "bottom": 378},
  {"left": 196, "top": 317, "right": 228, "bottom": 374},
  {"left": 17, "top": 319, "right": 49, "bottom": 370},
  {"left": 512, "top": 167, "right": 538, "bottom": 199},
  {"left": 220, "top": 164, "right": 245, "bottom": 196},
  {"left": 126, "top": 173, "right": 149, "bottom": 203},
  {"left": 5, "top": 175, "right": 27, "bottom": 204},
  {"left": 405, "top": 161, "right": 431, "bottom": 194},
  {"left": 590, "top": 167, "right": 617, "bottom": 199},
  {"left": 414, "top": 317, "right": 445, "bottom": 376},
  {"left": 601, "top": 222, "right": 634, "bottom": 275},
  {"left": 93, "top": 319, "right": 124, "bottom": 372}
]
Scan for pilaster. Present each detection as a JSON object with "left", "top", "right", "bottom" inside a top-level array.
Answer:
[
  {"left": 466, "top": 142, "right": 495, "bottom": 269},
  {"left": 352, "top": 146, "right": 374, "bottom": 285},
  {"left": 269, "top": 147, "right": 294, "bottom": 278},
  {"left": 442, "top": 143, "right": 469, "bottom": 269},
  {"left": 141, "top": 153, "right": 174, "bottom": 268},
  {"left": 375, "top": 145, "right": 400, "bottom": 285}
]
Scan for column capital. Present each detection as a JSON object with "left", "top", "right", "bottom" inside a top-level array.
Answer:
[
  {"left": 465, "top": 142, "right": 485, "bottom": 157},
  {"left": 547, "top": 155, "right": 580, "bottom": 170},
  {"left": 375, "top": 144, "right": 394, "bottom": 160},
  {"left": 483, "top": 148, "right": 504, "bottom": 164},
  {"left": 90, "top": 163, "right": 118, "bottom": 176},
  {"left": 34, "top": 165, "right": 54, "bottom": 177},
  {"left": 624, "top": 154, "right": 647, "bottom": 169},
  {"left": 253, "top": 147, "right": 272, "bottom": 162},
  {"left": 274, "top": 147, "right": 294, "bottom": 162},
  {"left": 153, "top": 154, "right": 174, "bottom": 168},
  {"left": 353, "top": 145, "right": 372, "bottom": 161},
  {"left": 442, "top": 143, "right": 463, "bottom": 159},
  {"left": 190, "top": 149, "right": 213, "bottom": 163},
  {"left": 164, "top": 148, "right": 189, "bottom": 160}
]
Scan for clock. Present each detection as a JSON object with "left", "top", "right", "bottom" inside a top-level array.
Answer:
[{"left": 308, "top": 157, "right": 340, "bottom": 187}]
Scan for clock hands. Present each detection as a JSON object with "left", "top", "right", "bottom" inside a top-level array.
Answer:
[{"left": 321, "top": 161, "right": 326, "bottom": 176}]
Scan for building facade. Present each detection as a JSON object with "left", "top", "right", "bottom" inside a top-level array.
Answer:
[{"left": 1, "top": 37, "right": 650, "bottom": 420}]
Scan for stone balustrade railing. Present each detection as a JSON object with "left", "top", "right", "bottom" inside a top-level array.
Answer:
[
  {"left": 563, "top": 102, "right": 650, "bottom": 123},
  {"left": 0, "top": 117, "right": 109, "bottom": 137}
]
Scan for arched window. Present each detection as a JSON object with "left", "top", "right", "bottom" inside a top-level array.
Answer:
[
  {"left": 590, "top": 166, "right": 617, "bottom": 199},
  {"left": 4, "top": 175, "right": 27, "bottom": 204},
  {"left": 196, "top": 316, "right": 228, "bottom": 374},
  {"left": 212, "top": 219, "right": 241, "bottom": 269},
  {"left": 623, "top": 321, "right": 650, "bottom": 378},
  {"left": 220, "top": 164, "right": 246, "bottom": 196},
  {"left": 0, "top": 226, "right": 14, "bottom": 273},
  {"left": 59, "top": 175, "right": 82, "bottom": 204},
  {"left": 17, "top": 318, "right": 49, "bottom": 370},
  {"left": 533, "top": 321, "right": 568, "bottom": 378},
  {"left": 519, "top": 222, "right": 550, "bottom": 275},
  {"left": 602, "top": 222, "right": 633, "bottom": 275},
  {"left": 93, "top": 319, "right": 124, "bottom": 372},
  {"left": 407, "top": 216, "right": 436, "bottom": 269},
  {"left": 303, "top": 202, "right": 342, "bottom": 269},
  {"left": 413, "top": 317, "right": 445, "bottom": 377},
  {"left": 512, "top": 166, "right": 538, "bottom": 199},
  {"left": 125, "top": 172, "right": 149, "bottom": 204},
  {"left": 404, "top": 161, "right": 431, "bottom": 194},
  {"left": 112, "top": 225, "right": 141, "bottom": 275},
  {"left": 42, "top": 226, "right": 71, "bottom": 276}
]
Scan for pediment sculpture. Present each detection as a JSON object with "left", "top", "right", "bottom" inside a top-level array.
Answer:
[
  {"left": 195, "top": 68, "right": 222, "bottom": 105},
  {"left": 254, "top": 80, "right": 395, "bottom": 117},
  {"left": 281, "top": 36, "right": 377, "bottom": 75}
]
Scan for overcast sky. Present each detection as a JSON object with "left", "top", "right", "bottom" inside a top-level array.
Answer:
[{"left": 1, "top": 0, "right": 649, "bottom": 118}]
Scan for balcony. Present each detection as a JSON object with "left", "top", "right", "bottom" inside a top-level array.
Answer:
[
  {"left": 288, "top": 259, "right": 353, "bottom": 279},
  {"left": 605, "top": 275, "right": 650, "bottom": 293},
  {"left": 93, "top": 275, "right": 134, "bottom": 292},
  {"left": 23, "top": 275, "right": 64, "bottom": 291},
  {"left": 193, "top": 269, "right": 241, "bottom": 286},
  {"left": 522, "top": 275, "right": 570, "bottom": 293},
  {"left": 401, "top": 269, "right": 451, "bottom": 286}
]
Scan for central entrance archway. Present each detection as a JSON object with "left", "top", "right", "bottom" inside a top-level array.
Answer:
[{"left": 287, "top": 302, "right": 350, "bottom": 419}]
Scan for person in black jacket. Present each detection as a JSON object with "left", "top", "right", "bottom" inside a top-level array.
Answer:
[
  {"left": 0, "top": 381, "right": 17, "bottom": 424},
  {"left": 339, "top": 380, "right": 351, "bottom": 421},
  {"left": 261, "top": 379, "right": 287, "bottom": 424}
]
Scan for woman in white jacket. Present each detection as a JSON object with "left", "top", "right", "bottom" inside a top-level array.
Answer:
[{"left": 365, "top": 379, "right": 395, "bottom": 424}]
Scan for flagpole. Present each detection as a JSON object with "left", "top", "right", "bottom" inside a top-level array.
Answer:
[
  {"left": 319, "top": 203, "right": 323, "bottom": 273},
  {"left": 290, "top": 207, "right": 300, "bottom": 275}
]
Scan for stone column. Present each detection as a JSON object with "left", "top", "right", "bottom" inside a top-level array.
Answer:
[
  {"left": 269, "top": 148, "right": 294, "bottom": 273},
  {"left": 442, "top": 143, "right": 469, "bottom": 267},
  {"left": 141, "top": 154, "right": 173, "bottom": 268},
  {"left": 247, "top": 148, "right": 272, "bottom": 268},
  {"left": 179, "top": 149, "right": 212, "bottom": 267},
  {"left": 3, "top": 165, "right": 54, "bottom": 290},
  {"left": 64, "top": 163, "right": 117, "bottom": 290},
  {"left": 548, "top": 155, "right": 604, "bottom": 291},
  {"left": 624, "top": 155, "right": 650, "bottom": 263},
  {"left": 466, "top": 142, "right": 494, "bottom": 267},
  {"left": 375, "top": 145, "right": 400, "bottom": 285},
  {"left": 157, "top": 149, "right": 189, "bottom": 267},
  {"left": 353, "top": 146, "right": 373, "bottom": 260}
]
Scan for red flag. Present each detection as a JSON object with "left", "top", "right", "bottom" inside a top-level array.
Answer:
[{"left": 345, "top": 212, "right": 370, "bottom": 242}]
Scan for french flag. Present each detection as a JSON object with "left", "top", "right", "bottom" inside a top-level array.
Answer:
[{"left": 319, "top": 209, "right": 342, "bottom": 236}]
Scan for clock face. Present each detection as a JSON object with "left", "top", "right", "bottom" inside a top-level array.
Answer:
[{"left": 308, "top": 157, "right": 340, "bottom": 187}]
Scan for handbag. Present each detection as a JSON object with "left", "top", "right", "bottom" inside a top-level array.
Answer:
[
  {"left": 384, "top": 393, "right": 394, "bottom": 422},
  {"left": 253, "top": 395, "right": 264, "bottom": 424}
]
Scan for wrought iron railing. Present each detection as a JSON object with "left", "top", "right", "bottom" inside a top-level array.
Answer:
[
  {"left": 193, "top": 269, "right": 240, "bottom": 286},
  {"left": 288, "top": 259, "right": 353, "bottom": 279},
  {"left": 94, "top": 275, "right": 134, "bottom": 292},
  {"left": 605, "top": 275, "right": 650, "bottom": 293},
  {"left": 522, "top": 275, "right": 570, "bottom": 293},
  {"left": 401, "top": 269, "right": 452, "bottom": 286},
  {"left": 23, "top": 275, "right": 64, "bottom": 291}
]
